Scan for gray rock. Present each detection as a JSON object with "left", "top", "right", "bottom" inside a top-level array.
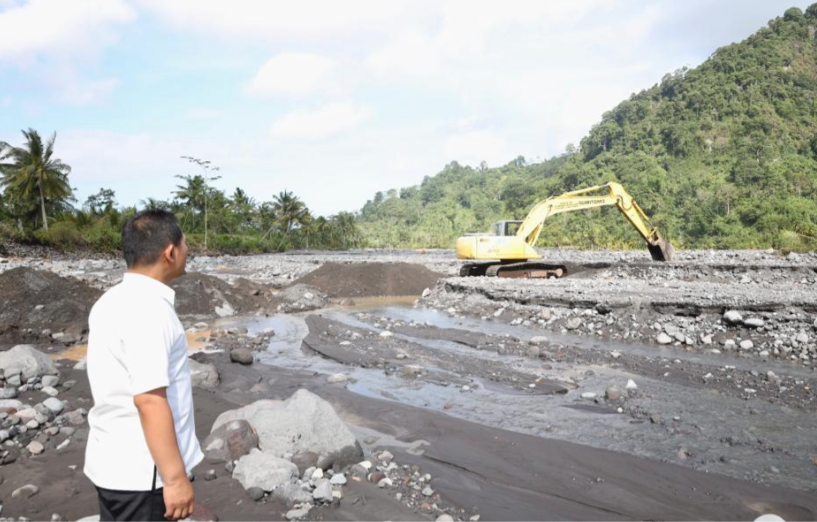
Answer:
[
  {"left": 41, "top": 375, "right": 60, "bottom": 388},
  {"left": 43, "top": 398, "right": 65, "bottom": 414},
  {"left": 437, "top": 516, "right": 454, "bottom": 522},
  {"left": 376, "top": 450, "right": 394, "bottom": 464},
  {"left": 401, "top": 365, "right": 424, "bottom": 378},
  {"left": 0, "top": 345, "right": 58, "bottom": 381},
  {"left": 274, "top": 482, "right": 314, "bottom": 505},
  {"left": 212, "top": 390, "right": 363, "bottom": 469},
  {"left": 329, "top": 473, "right": 347, "bottom": 485},
  {"left": 232, "top": 451, "right": 298, "bottom": 492},
  {"left": 526, "top": 346, "right": 540, "bottom": 358},
  {"left": 246, "top": 487, "right": 265, "bottom": 501},
  {"left": 291, "top": 451, "right": 321, "bottom": 476},
  {"left": 0, "top": 388, "right": 18, "bottom": 399},
  {"left": 312, "top": 479, "right": 333, "bottom": 503},
  {"left": 796, "top": 332, "right": 810, "bottom": 344},
  {"left": 12, "top": 484, "right": 40, "bottom": 499},
  {"left": 286, "top": 507, "right": 311, "bottom": 521},
  {"left": 605, "top": 385, "right": 622, "bottom": 401},
  {"left": 27, "top": 441, "right": 44, "bottom": 455},
  {"left": 64, "top": 409, "right": 86, "bottom": 426},
  {"left": 0, "top": 399, "right": 22, "bottom": 411},
  {"left": 739, "top": 340, "right": 754, "bottom": 350},
  {"left": 529, "top": 336, "right": 548, "bottom": 345},
  {"left": 422, "top": 486, "right": 435, "bottom": 497},
  {"left": 17, "top": 408, "right": 38, "bottom": 422},
  {"left": 743, "top": 318, "right": 765, "bottom": 328},
  {"left": 215, "top": 302, "right": 236, "bottom": 318},
  {"left": 189, "top": 359, "right": 220, "bottom": 389},
  {"left": 73, "top": 358, "right": 87, "bottom": 371},
  {"left": 566, "top": 318, "right": 582, "bottom": 330},
  {"left": 230, "top": 349, "right": 254, "bottom": 365},
  {"left": 723, "top": 310, "right": 743, "bottom": 325},
  {"left": 203, "top": 419, "right": 258, "bottom": 464},
  {"left": 7, "top": 374, "right": 21, "bottom": 387},
  {"left": 41, "top": 386, "right": 59, "bottom": 397},
  {"left": 326, "top": 374, "right": 348, "bottom": 384},
  {"left": 656, "top": 333, "right": 673, "bottom": 345}
]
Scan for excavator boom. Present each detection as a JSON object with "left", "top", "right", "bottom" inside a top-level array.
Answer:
[{"left": 456, "top": 182, "right": 674, "bottom": 277}]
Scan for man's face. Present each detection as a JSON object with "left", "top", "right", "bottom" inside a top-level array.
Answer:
[{"left": 174, "top": 236, "right": 189, "bottom": 277}]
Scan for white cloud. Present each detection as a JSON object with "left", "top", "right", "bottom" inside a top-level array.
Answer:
[
  {"left": 444, "top": 131, "right": 507, "bottom": 167},
  {"left": 366, "top": 31, "right": 441, "bottom": 79},
  {"left": 0, "top": 0, "right": 135, "bottom": 61},
  {"left": 248, "top": 53, "right": 338, "bottom": 96},
  {"left": 58, "top": 77, "right": 118, "bottom": 105},
  {"left": 270, "top": 103, "right": 370, "bottom": 140},
  {"left": 137, "top": 0, "right": 430, "bottom": 41}
]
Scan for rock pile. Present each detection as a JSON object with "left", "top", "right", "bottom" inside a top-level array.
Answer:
[
  {"left": 0, "top": 346, "right": 85, "bottom": 465},
  {"left": 275, "top": 284, "right": 327, "bottom": 312}
]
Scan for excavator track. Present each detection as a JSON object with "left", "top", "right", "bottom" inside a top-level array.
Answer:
[{"left": 461, "top": 262, "right": 567, "bottom": 278}]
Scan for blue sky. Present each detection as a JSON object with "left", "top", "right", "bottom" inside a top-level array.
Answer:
[{"left": 0, "top": 0, "right": 811, "bottom": 215}]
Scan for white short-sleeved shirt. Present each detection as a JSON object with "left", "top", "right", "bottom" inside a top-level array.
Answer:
[{"left": 84, "top": 272, "right": 203, "bottom": 491}]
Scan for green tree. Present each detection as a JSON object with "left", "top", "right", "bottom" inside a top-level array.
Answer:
[
  {"left": 0, "top": 129, "right": 73, "bottom": 230},
  {"left": 85, "top": 188, "right": 117, "bottom": 215}
]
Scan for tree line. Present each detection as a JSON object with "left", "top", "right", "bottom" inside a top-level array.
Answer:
[{"left": 0, "top": 129, "right": 363, "bottom": 253}]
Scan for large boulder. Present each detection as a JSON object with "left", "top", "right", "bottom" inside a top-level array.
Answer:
[
  {"left": 211, "top": 390, "right": 363, "bottom": 469},
  {"left": 202, "top": 419, "right": 258, "bottom": 464},
  {"left": 0, "top": 345, "right": 58, "bottom": 381},
  {"left": 189, "top": 359, "right": 219, "bottom": 389},
  {"left": 273, "top": 482, "right": 314, "bottom": 506},
  {"left": 232, "top": 450, "right": 298, "bottom": 492}
]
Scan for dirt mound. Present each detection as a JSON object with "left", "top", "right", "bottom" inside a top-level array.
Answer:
[
  {"left": 0, "top": 267, "right": 102, "bottom": 348},
  {"left": 171, "top": 273, "right": 278, "bottom": 319},
  {"left": 290, "top": 262, "right": 442, "bottom": 298}
]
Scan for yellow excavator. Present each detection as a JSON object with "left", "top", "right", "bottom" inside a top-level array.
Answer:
[{"left": 457, "top": 182, "right": 674, "bottom": 277}]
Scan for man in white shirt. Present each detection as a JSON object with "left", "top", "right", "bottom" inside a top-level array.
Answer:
[{"left": 85, "top": 210, "right": 203, "bottom": 521}]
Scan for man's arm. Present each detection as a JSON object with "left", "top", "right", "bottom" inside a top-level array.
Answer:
[{"left": 134, "top": 388, "right": 194, "bottom": 521}]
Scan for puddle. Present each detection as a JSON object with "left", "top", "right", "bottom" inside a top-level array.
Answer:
[{"left": 51, "top": 343, "right": 87, "bottom": 362}]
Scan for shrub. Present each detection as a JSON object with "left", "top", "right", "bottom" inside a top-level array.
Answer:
[{"left": 35, "top": 221, "right": 85, "bottom": 250}]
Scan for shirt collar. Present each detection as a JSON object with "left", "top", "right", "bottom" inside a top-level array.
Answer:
[{"left": 122, "top": 272, "right": 176, "bottom": 306}]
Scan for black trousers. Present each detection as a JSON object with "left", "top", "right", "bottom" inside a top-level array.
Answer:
[
  {"left": 96, "top": 486, "right": 169, "bottom": 521},
  {"left": 96, "top": 467, "right": 170, "bottom": 521}
]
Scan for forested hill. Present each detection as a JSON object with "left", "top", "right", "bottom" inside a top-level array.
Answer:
[{"left": 359, "top": 5, "right": 817, "bottom": 251}]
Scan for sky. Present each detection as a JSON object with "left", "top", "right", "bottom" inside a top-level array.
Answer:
[{"left": 0, "top": 0, "right": 812, "bottom": 216}]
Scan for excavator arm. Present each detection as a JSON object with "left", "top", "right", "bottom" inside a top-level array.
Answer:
[{"left": 517, "top": 182, "right": 674, "bottom": 261}]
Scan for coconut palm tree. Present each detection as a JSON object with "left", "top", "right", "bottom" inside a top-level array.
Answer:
[
  {"left": 0, "top": 129, "right": 73, "bottom": 230},
  {"left": 260, "top": 190, "right": 308, "bottom": 249},
  {"left": 271, "top": 190, "right": 307, "bottom": 234}
]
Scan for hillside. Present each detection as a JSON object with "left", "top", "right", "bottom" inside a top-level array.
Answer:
[{"left": 359, "top": 5, "right": 817, "bottom": 251}]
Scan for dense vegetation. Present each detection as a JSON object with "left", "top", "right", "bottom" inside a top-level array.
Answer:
[
  {"left": 0, "top": 132, "right": 362, "bottom": 254},
  {"left": 360, "top": 5, "right": 817, "bottom": 251}
]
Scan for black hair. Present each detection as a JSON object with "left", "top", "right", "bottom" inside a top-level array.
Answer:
[{"left": 121, "top": 210, "right": 184, "bottom": 268}]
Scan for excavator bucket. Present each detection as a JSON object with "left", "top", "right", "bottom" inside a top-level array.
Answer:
[{"left": 648, "top": 239, "right": 675, "bottom": 262}]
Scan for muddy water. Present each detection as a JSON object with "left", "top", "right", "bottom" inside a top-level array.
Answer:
[{"left": 248, "top": 303, "right": 817, "bottom": 492}]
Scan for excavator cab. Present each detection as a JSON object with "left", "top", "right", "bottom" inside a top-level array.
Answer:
[{"left": 491, "top": 220, "right": 523, "bottom": 237}]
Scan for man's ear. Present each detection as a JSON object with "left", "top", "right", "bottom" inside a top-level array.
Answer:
[{"left": 163, "top": 243, "right": 175, "bottom": 264}]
